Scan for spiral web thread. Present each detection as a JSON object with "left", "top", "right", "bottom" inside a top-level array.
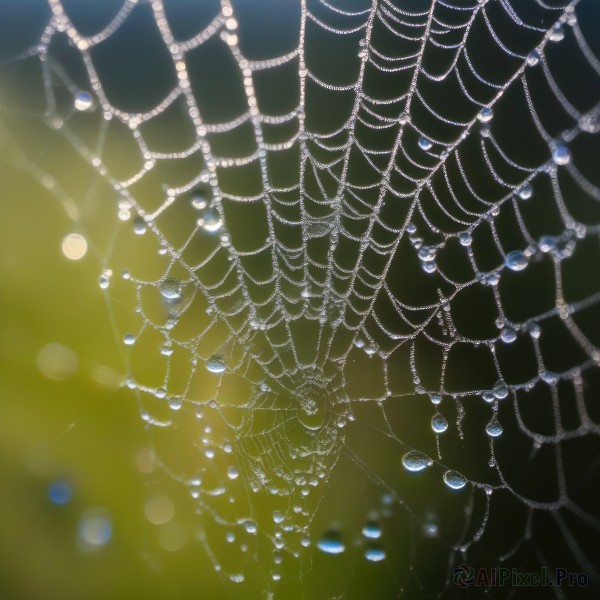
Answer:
[{"left": 1, "top": 0, "right": 600, "bottom": 595}]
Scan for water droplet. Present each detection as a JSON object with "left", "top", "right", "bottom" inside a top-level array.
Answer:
[
  {"left": 431, "top": 412, "right": 448, "bottom": 434},
  {"left": 528, "top": 323, "right": 541, "bottom": 339},
  {"left": 418, "top": 137, "right": 433, "bottom": 151},
  {"left": 549, "top": 24, "right": 564, "bottom": 42},
  {"left": 443, "top": 470, "right": 467, "bottom": 490},
  {"left": 133, "top": 216, "right": 147, "bottom": 235},
  {"left": 486, "top": 417, "right": 503, "bottom": 437},
  {"left": 156, "top": 388, "right": 167, "bottom": 399},
  {"left": 317, "top": 531, "right": 345, "bottom": 555},
  {"left": 422, "top": 261, "right": 437, "bottom": 274},
  {"left": 160, "top": 343, "right": 174, "bottom": 357},
  {"left": 430, "top": 394, "right": 442, "bottom": 405},
  {"left": 458, "top": 232, "right": 472, "bottom": 247},
  {"left": 199, "top": 207, "right": 223, "bottom": 233},
  {"left": 206, "top": 354, "right": 226, "bottom": 374},
  {"left": 538, "top": 235, "right": 557, "bottom": 253},
  {"left": 364, "top": 344, "right": 377, "bottom": 356},
  {"left": 500, "top": 327, "right": 517, "bottom": 343},
  {"left": 517, "top": 184, "right": 533, "bottom": 200},
  {"left": 98, "top": 271, "right": 111, "bottom": 289},
  {"left": 159, "top": 278, "right": 183, "bottom": 301},
  {"left": 579, "top": 113, "right": 598, "bottom": 133},
  {"left": 477, "top": 107, "right": 493, "bottom": 123},
  {"left": 505, "top": 250, "right": 528, "bottom": 272},
  {"left": 526, "top": 49, "right": 540, "bottom": 66},
  {"left": 49, "top": 480, "right": 72, "bottom": 505},
  {"left": 364, "top": 546, "right": 386, "bottom": 562},
  {"left": 191, "top": 193, "right": 208, "bottom": 210},
  {"left": 402, "top": 450, "right": 433, "bottom": 473},
  {"left": 354, "top": 337, "right": 365, "bottom": 349},
  {"left": 424, "top": 522, "right": 438, "bottom": 537},
  {"left": 362, "top": 521, "right": 382, "bottom": 539},
  {"left": 242, "top": 520, "right": 257, "bottom": 534},
  {"left": 228, "top": 466, "right": 239, "bottom": 480},
  {"left": 123, "top": 333, "right": 136, "bottom": 346},
  {"left": 552, "top": 144, "right": 571, "bottom": 165},
  {"left": 492, "top": 380, "right": 509, "bottom": 400},
  {"left": 74, "top": 90, "right": 93, "bottom": 111},
  {"left": 168, "top": 397, "right": 182, "bottom": 411},
  {"left": 418, "top": 246, "right": 436, "bottom": 262},
  {"left": 482, "top": 391, "right": 495, "bottom": 403}
]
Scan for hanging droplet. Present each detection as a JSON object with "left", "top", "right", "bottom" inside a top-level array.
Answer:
[
  {"left": 402, "top": 450, "right": 433, "bottom": 473},
  {"left": 486, "top": 417, "right": 503, "bottom": 437},
  {"left": 418, "top": 246, "right": 436, "bottom": 262},
  {"left": 538, "top": 235, "right": 557, "bottom": 253},
  {"left": 206, "top": 354, "right": 226, "bottom": 374},
  {"left": 549, "top": 24, "right": 564, "bottom": 42},
  {"left": 458, "top": 232, "right": 472, "bottom": 247},
  {"left": 362, "top": 521, "right": 382, "bottom": 539},
  {"left": 123, "top": 333, "right": 136, "bottom": 346},
  {"left": 160, "top": 343, "right": 174, "bottom": 357},
  {"left": 552, "top": 144, "right": 571, "bottom": 165},
  {"left": 528, "top": 323, "right": 541, "bottom": 339},
  {"left": 227, "top": 466, "right": 239, "bottom": 480},
  {"left": 431, "top": 413, "right": 448, "bottom": 434},
  {"left": 364, "top": 545, "right": 386, "bottom": 562},
  {"left": 505, "top": 250, "right": 528, "bottom": 272},
  {"left": 492, "top": 380, "right": 509, "bottom": 400},
  {"left": 482, "top": 391, "right": 495, "bottom": 403},
  {"left": 199, "top": 207, "right": 223, "bottom": 233},
  {"left": 74, "top": 90, "right": 93, "bottom": 111},
  {"left": 477, "top": 107, "right": 493, "bottom": 123},
  {"left": 517, "top": 184, "right": 533, "bottom": 200},
  {"left": 579, "top": 112, "right": 598, "bottom": 133},
  {"left": 443, "top": 470, "right": 467, "bottom": 490},
  {"left": 243, "top": 520, "right": 257, "bottom": 534},
  {"left": 418, "top": 137, "right": 433, "bottom": 151},
  {"left": 159, "top": 278, "right": 183, "bottom": 301},
  {"left": 364, "top": 344, "right": 377, "bottom": 357},
  {"left": 317, "top": 531, "right": 345, "bottom": 555},
  {"left": 191, "top": 193, "right": 208, "bottom": 210},
  {"left": 500, "top": 327, "right": 517, "bottom": 343},
  {"left": 424, "top": 522, "right": 438, "bottom": 537},
  {"left": 526, "top": 49, "right": 540, "bottom": 66},
  {"left": 98, "top": 270, "right": 111, "bottom": 289},
  {"left": 133, "top": 216, "right": 147, "bottom": 235},
  {"left": 168, "top": 397, "right": 183, "bottom": 411},
  {"left": 422, "top": 261, "right": 437, "bottom": 274}
]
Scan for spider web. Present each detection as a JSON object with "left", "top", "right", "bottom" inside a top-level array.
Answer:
[{"left": 1, "top": 0, "right": 600, "bottom": 597}]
